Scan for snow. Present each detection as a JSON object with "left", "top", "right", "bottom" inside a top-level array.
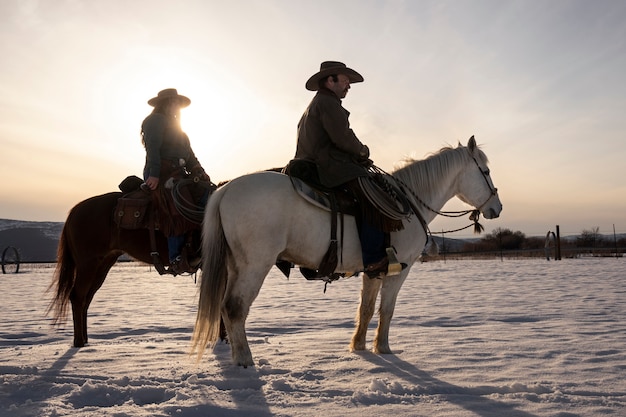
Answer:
[{"left": 1, "top": 259, "right": 625, "bottom": 416}]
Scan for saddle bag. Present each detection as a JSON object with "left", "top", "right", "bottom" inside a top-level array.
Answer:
[{"left": 114, "top": 191, "right": 152, "bottom": 230}]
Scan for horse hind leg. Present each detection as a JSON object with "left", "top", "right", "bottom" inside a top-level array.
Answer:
[
  {"left": 350, "top": 275, "right": 382, "bottom": 352},
  {"left": 70, "top": 256, "right": 117, "bottom": 347},
  {"left": 222, "top": 263, "right": 273, "bottom": 367},
  {"left": 222, "top": 294, "right": 254, "bottom": 367},
  {"left": 70, "top": 293, "right": 88, "bottom": 348}
]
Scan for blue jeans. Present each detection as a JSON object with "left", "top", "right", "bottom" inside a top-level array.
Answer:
[
  {"left": 168, "top": 235, "right": 186, "bottom": 262},
  {"left": 359, "top": 222, "right": 386, "bottom": 265}
]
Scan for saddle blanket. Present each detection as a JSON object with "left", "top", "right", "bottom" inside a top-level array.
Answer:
[{"left": 290, "top": 177, "right": 333, "bottom": 211}]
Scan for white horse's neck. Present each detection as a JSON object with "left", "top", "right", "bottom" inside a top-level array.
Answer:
[{"left": 393, "top": 146, "right": 469, "bottom": 225}]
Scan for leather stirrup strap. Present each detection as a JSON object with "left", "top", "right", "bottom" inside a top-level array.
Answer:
[
  {"left": 317, "top": 194, "right": 339, "bottom": 277},
  {"left": 339, "top": 211, "right": 345, "bottom": 265},
  {"left": 148, "top": 208, "right": 169, "bottom": 275}
]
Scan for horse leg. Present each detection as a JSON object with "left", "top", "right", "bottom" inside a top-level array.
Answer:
[
  {"left": 222, "top": 298, "right": 253, "bottom": 367},
  {"left": 350, "top": 275, "right": 382, "bottom": 351},
  {"left": 69, "top": 292, "right": 88, "bottom": 347},
  {"left": 70, "top": 256, "right": 117, "bottom": 347},
  {"left": 222, "top": 264, "right": 272, "bottom": 367},
  {"left": 372, "top": 273, "right": 408, "bottom": 354}
]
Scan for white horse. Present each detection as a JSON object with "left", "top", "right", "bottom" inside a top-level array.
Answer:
[{"left": 192, "top": 136, "right": 502, "bottom": 366}]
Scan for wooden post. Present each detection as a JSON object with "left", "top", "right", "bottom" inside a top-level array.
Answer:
[
  {"left": 555, "top": 225, "right": 562, "bottom": 260},
  {"left": 441, "top": 230, "right": 446, "bottom": 263},
  {"left": 614, "top": 224, "right": 618, "bottom": 259}
]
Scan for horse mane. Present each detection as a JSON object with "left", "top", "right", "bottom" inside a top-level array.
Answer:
[{"left": 392, "top": 142, "right": 488, "bottom": 196}]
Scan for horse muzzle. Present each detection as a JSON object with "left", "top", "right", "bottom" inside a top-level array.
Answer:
[{"left": 482, "top": 201, "right": 502, "bottom": 219}]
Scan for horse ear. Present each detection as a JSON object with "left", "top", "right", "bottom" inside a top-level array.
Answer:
[{"left": 468, "top": 135, "right": 476, "bottom": 152}]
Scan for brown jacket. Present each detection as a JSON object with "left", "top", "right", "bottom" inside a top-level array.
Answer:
[{"left": 295, "top": 88, "right": 370, "bottom": 188}]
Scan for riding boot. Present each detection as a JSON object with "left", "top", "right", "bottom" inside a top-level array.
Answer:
[
  {"left": 168, "top": 235, "right": 187, "bottom": 275},
  {"left": 170, "top": 253, "right": 190, "bottom": 275},
  {"left": 359, "top": 223, "right": 406, "bottom": 278}
]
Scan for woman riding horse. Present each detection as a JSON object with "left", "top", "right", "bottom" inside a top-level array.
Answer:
[{"left": 141, "top": 88, "right": 211, "bottom": 275}]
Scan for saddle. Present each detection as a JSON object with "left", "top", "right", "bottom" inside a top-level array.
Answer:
[
  {"left": 113, "top": 175, "right": 211, "bottom": 276},
  {"left": 280, "top": 160, "right": 361, "bottom": 283},
  {"left": 281, "top": 159, "right": 415, "bottom": 284}
]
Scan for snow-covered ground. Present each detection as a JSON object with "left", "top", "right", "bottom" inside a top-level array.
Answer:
[{"left": 1, "top": 258, "right": 624, "bottom": 416}]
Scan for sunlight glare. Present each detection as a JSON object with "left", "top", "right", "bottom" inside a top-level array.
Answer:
[{"left": 90, "top": 46, "right": 271, "bottom": 181}]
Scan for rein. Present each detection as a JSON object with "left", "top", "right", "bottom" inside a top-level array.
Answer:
[
  {"left": 376, "top": 149, "right": 498, "bottom": 238},
  {"left": 367, "top": 165, "right": 430, "bottom": 237}
]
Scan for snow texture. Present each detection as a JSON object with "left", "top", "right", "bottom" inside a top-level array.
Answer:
[{"left": 1, "top": 259, "right": 625, "bottom": 416}]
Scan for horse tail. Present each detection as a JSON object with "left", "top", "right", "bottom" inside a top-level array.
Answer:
[
  {"left": 46, "top": 223, "right": 75, "bottom": 325},
  {"left": 191, "top": 186, "right": 228, "bottom": 361}
]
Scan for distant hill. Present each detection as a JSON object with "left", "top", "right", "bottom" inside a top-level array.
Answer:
[
  {"left": 1, "top": 218, "right": 622, "bottom": 263},
  {"left": 0, "top": 218, "right": 474, "bottom": 263},
  {"left": 0, "top": 219, "right": 64, "bottom": 262}
]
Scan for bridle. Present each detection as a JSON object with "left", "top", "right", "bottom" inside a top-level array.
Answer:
[
  {"left": 469, "top": 154, "right": 499, "bottom": 212},
  {"left": 396, "top": 150, "right": 499, "bottom": 236}
]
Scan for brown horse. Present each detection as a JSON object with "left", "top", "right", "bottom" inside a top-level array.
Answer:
[{"left": 47, "top": 190, "right": 201, "bottom": 348}]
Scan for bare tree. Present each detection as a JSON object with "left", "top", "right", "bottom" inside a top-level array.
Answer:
[{"left": 576, "top": 227, "right": 602, "bottom": 248}]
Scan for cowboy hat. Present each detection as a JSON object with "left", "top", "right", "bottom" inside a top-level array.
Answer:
[
  {"left": 305, "top": 61, "right": 364, "bottom": 91},
  {"left": 147, "top": 88, "right": 191, "bottom": 107}
]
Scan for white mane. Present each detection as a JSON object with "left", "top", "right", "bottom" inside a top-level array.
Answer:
[{"left": 392, "top": 142, "right": 488, "bottom": 198}]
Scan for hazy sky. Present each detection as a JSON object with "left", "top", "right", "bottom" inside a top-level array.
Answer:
[{"left": 1, "top": 0, "right": 625, "bottom": 237}]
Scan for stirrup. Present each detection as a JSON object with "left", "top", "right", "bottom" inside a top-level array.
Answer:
[
  {"left": 170, "top": 254, "right": 191, "bottom": 276},
  {"left": 386, "top": 247, "right": 403, "bottom": 276}
]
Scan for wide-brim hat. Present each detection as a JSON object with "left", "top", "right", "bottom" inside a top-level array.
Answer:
[
  {"left": 305, "top": 61, "right": 364, "bottom": 91},
  {"left": 147, "top": 88, "right": 191, "bottom": 107}
]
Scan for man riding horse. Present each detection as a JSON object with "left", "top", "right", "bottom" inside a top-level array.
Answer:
[{"left": 293, "top": 61, "right": 403, "bottom": 277}]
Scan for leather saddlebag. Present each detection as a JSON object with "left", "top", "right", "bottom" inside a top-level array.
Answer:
[{"left": 114, "top": 193, "right": 151, "bottom": 229}]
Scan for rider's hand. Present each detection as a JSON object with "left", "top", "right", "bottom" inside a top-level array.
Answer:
[
  {"left": 191, "top": 166, "right": 210, "bottom": 182},
  {"left": 145, "top": 176, "right": 159, "bottom": 190},
  {"left": 359, "top": 144, "right": 370, "bottom": 159}
]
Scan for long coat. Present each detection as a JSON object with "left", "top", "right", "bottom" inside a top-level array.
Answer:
[
  {"left": 295, "top": 88, "right": 370, "bottom": 188},
  {"left": 141, "top": 112, "right": 202, "bottom": 180}
]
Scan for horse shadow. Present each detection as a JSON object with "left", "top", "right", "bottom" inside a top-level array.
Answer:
[
  {"left": 5, "top": 345, "right": 273, "bottom": 417},
  {"left": 357, "top": 352, "right": 540, "bottom": 417},
  {"left": 1, "top": 347, "right": 80, "bottom": 416},
  {"left": 181, "top": 342, "right": 275, "bottom": 417}
]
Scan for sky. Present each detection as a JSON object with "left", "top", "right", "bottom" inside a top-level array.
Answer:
[{"left": 1, "top": 0, "right": 625, "bottom": 237}]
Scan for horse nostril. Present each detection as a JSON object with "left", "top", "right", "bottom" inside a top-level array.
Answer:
[{"left": 486, "top": 208, "right": 500, "bottom": 219}]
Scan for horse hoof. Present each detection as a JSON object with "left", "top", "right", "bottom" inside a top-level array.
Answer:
[
  {"left": 350, "top": 342, "right": 367, "bottom": 352},
  {"left": 235, "top": 356, "right": 255, "bottom": 367}
]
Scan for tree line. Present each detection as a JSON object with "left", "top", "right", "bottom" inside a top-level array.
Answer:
[{"left": 454, "top": 227, "right": 625, "bottom": 256}]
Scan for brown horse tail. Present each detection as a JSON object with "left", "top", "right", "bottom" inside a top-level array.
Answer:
[
  {"left": 191, "top": 186, "right": 228, "bottom": 361},
  {"left": 46, "top": 224, "right": 75, "bottom": 325}
]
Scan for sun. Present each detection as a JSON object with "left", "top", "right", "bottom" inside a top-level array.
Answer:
[
  {"left": 121, "top": 61, "right": 249, "bottom": 178},
  {"left": 99, "top": 47, "right": 282, "bottom": 182},
  {"left": 176, "top": 78, "right": 262, "bottom": 178}
]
